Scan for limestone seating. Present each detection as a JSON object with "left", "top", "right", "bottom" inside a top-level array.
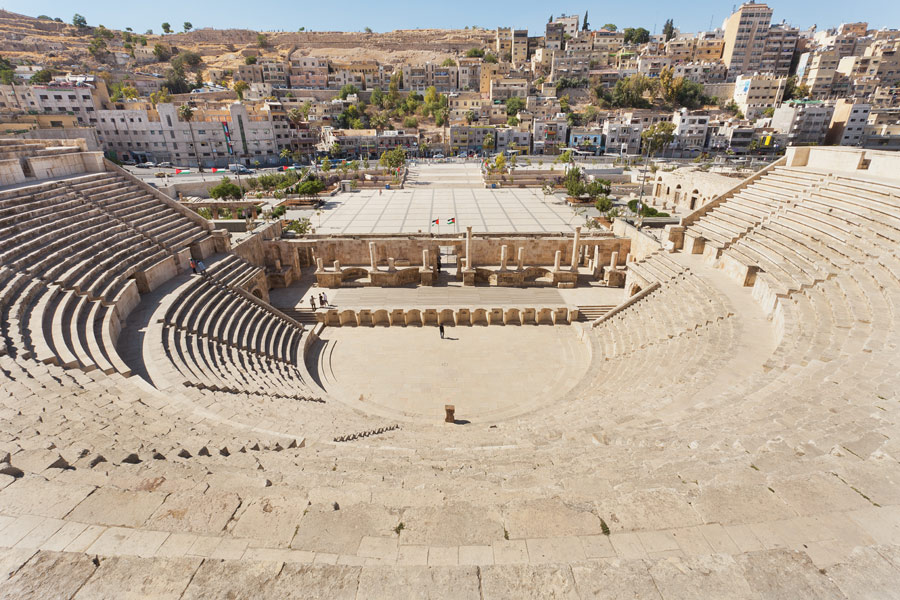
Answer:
[{"left": 627, "top": 252, "right": 686, "bottom": 284}]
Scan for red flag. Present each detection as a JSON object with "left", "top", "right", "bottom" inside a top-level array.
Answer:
[{"left": 175, "top": 169, "right": 182, "bottom": 174}]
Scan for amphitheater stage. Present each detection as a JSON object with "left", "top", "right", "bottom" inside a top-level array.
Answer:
[{"left": 309, "top": 325, "right": 591, "bottom": 421}]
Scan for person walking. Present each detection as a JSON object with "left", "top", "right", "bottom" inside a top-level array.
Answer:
[
  {"left": 309, "top": 295, "right": 317, "bottom": 310},
  {"left": 189, "top": 258, "right": 197, "bottom": 274},
  {"left": 318, "top": 293, "right": 326, "bottom": 307},
  {"left": 322, "top": 292, "right": 328, "bottom": 306},
  {"left": 439, "top": 323, "right": 445, "bottom": 339},
  {"left": 197, "top": 260, "right": 207, "bottom": 275}
]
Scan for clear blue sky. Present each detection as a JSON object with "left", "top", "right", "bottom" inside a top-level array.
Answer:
[{"left": 5, "top": 1, "right": 899, "bottom": 34}]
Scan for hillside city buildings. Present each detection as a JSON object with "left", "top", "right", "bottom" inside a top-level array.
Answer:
[{"left": 2, "top": 2, "right": 900, "bottom": 167}]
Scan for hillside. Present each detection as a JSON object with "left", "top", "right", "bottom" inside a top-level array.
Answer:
[{"left": 0, "top": 10, "right": 496, "bottom": 75}]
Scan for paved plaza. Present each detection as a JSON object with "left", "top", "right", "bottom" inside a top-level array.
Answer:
[{"left": 288, "top": 163, "right": 582, "bottom": 234}]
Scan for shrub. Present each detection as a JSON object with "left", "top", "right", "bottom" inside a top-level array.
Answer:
[{"left": 208, "top": 177, "right": 242, "bottom": 200}]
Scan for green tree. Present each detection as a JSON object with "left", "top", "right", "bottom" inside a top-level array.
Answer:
[
  {"left": 208, "top": 177, "right": 242, "bottom": 199},
  {"left": 379, "top": 147, "right": 406, "bottom": 169},
  {"left": 364, "top": 26, "right": 373, "bottom": 33},
  {"left": 602, "top": 23, "right": 617, "bottom": 31},
  {"left": 465, "top": 110, "right": 476, "bottom": 124},
  {"left": 242, "top": 55, "right": 257, "bottom": 67},
  {"left": 403, "top": 116, "right": 418, "bottom": 128},
  {"left": 161, "top": 22, "right": 172, "bottom": 34},
  {"left": 762, "top": 107, "right": 776, "bottom": 118},
  {"left": 233, "top": 80, "right": 249, "bottom": 100},
  {"left": 441, "top": 57, "right": 456, "bottom": 67},
  {"left": 641, "top": 121, "right": 676, "bottom": 157},
  {"left": 72, "top": 14, "right": 87, "bottom": 28},
  {"left": 482, "top": 132, "right": 495, "bottom": 153},
  {"left": 321, "top": 157, "right": 332, "bottom": 172},
  {"left": 370, "top": 86, "right": 384, "bottom": 107},
  {"left": 338, "top": 84, "right": 359, "bottom": 99},
  {"left": 662, "top": 19, "right": 675, "bottom": 42},
  {"left": 505, "top": 96, "right": 525, "bottom": 116},
  {"left": 29, "top": 69, "right": 53, "bottom": 84},
  {"left": 595, "top": 195, "right": 613, "bottom": 213},
  {"left": 183, "top": 22, "right": 192, "bottom": 32},
  {"left": 483, "top": 53, "right": 498, "bottom": 64},
  {"left": 178, "top": 104, "right": 203, "bottom": 172},
  {"left": 623, "top": 27, "right": 650, "bottom": 44},
  {"left": 153, "top": 44, "right": 172, "bottom": 61},
  {"left": 507, "top": 116, "right": 519, "bottom": 126},
  {"left": 88, "top": 38, "right": 108, "bottom": 61},
  {"left": 149, "top": 87, "right": 172, "bottom": 106},
  {"left": 465, "top": 48, "right": 485, "bottom": 58},
  {"left": 257, "top": 33, "right": 268, "bottom": 47}
]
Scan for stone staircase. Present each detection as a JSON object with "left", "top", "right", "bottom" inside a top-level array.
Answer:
[
  {"left": 575, "top": 304, "right": 615, "bottom": 321},
  {"left": 276, "top": 306, "right": 319, "bottom": 325}
]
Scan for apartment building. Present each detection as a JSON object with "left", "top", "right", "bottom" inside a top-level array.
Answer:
[
  {"left": 494, "top": 127, "right": 532, "bottom": 153},
  {"left": 532, "top": 117, "right": 568, "bottom": 154},
  {"left": 602, "top": 120, "right": 642, "bottom": 154},
  {"left": 456, "top": 58, "right": 481, "bottom": 91},
  {"left": 802, "top": 50, "right": 841, "bottom": 98},
  {"left": 96, "top": 101, "right": 291, "bottom": 166},
  {"left": 553, "top": 15, "right": 580, "bottom": 38},
  {"left": 320, "top": 127, "right": 418, "bottom": 157},
  {"left": 637, "top": 55, "right": 673, "bottom": 77},
  {"left": 545, "top": 23, "right": 566, "bottom": 51},
  {"left": 489, "top": 78, "right": 527, "bottom": 102},
  {"left": 449, "top": 124, "right": 496, "bottom": 154},
  {"left": 570, "top": 127, "right": 605, "bottom": 154},
  {"left": 825, "top": 99, "right": 871, "bottom": 145},
  {"left": 289, "top": 57, "right": 329, "bottom": 89},
  {"left": 733, "top": 74, "right": 786, "bottom": 120},
  {"left": 771, "top": 99, "right": 836, "bottom": 145},
  {"left": 402, "top": 63, "right": 459, "bottom": 92},
  {"left": 2, "top": 76, "right": 111, "bottom": 126},
  {"left": 671, "top": 108, "right": 710, "bottom": 152},
  {"left": 694, "top": 37, "right": 725, "bottom": 61},
  {"left": 722, "top": 2, "right": 775, "bottom": 75},
  {"left": 759, "top": 23, "right": 799, "bottom": 77},
  {"left": 496, "top": 28, "right": 529, "bottom": 65},
  {"left": 674, "top": 62, "right": 728, "bottom": 84}
]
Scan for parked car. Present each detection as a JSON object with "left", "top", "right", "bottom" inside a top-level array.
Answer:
[
  {"left": 121, "top": 159, "right": 136, "bottom": 166},
  {"left": 136, "top": 162, "right": 156, "bottom": 168},
  {"left": 157, "top": 162, "right": 173, "bottom": 168},
  {"left": 432, "top": 153, "right": 444, "bottom": 159}
]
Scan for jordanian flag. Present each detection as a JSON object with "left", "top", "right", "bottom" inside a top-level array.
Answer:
[
  {"left": 210, "top": 168, "right": 223, "bottom": 173},
  {"left": 432, "top": 218, "right": 439, "bottom": 225},
  {"left": 175, "top": 169, "right": 192, "bottom": 174},
  {"left": 447, "top": 218, "right": 456, "bottom": 224}
]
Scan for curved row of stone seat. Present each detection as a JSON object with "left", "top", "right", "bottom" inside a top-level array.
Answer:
[
  {"left": 625, "top": 251, "right": 685, "bottom": 284},
  {"left": 0, "top": 177, "right": 168, "bottom": 304},
  {"left": 67, "top": 172, "right": 208, "bottom": 253},
  {"left": 684, "top": 166, "right": 823, "bottom": 251}
]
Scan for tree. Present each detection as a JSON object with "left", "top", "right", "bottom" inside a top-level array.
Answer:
[
  {"left": 507, "top": 116, "right": 519, "bottom": 126},
  {"left": 623, "top": 27, "right": 650, "bottom": 44},
  {"left": 364, "top": 26, "right": 373, "bottom": 33},
  {"left": 244, "top": 56, "right": 257, "bottom": 66},
  {"left": 505, "top": 96, "right": 525, "bottom": 116},
  {"left": 379, "top": 147, "right": 406, "bottom": 169},
  {"left": 403, "top": 116, "right": 418, "bottom": 128},
  {"left": 153, "top": 44, "right": 172, "bottom": 61},
  {"left": 370, "top": 86, "right": 384, "bottom": 107},
  {"left": 178, "top": 104, "right": 203, "bottom": 172},
  {"left": 493, "top": 153, "right": 506, "bottom": 171},
  {"left": 161, "top": 22, "right": 172, "bottom": 34},
  {"left": 257, "top": 33, "right": 268, "bottom": 47},
  {"left": 641, "top": 121, "right": 676, "bottom": 157},
  {"left": 88, "top": 38, "right": 109, "bottom": 61},
  {"left": 441, "top": 58, "right": 456, "bottom": 67},
  {"left": 603, "top": 23, "right": 617, "bottom": 31},
  {"left": 583, "top": 11, "right": 589, "bottom": 31},
  {"left": 29, "top": 69, "right": 53, "bottom": 84},
  {"left": 208, "top": 177, "right": 242, "bottom": 199},
  {"left": 662, "top": 19, "right": 675, "bottom": 42},
  {"left": 465, "top": 48, "right": 484, "bottom": 58},
  {"left": 119, "top": 85, "right": 139, "bottom": 100},
  {"left": 595, "top": 195, "right": 613, "bottom": 213},
  {"left": 482, "top": 132, "right": 495, "bottom": 153},
  {"left": 72, "top": 14, "right": 87, "bottom": 28},
  {"left": 183, "top": 22, "right": 192, "bottom": 33},
  {"left": 762, "top": 107, "right": 776, "bottom": 118},
  {"left": 338, "top": 84, "right": 359, "bottom": 99},
  {"left": 171, "top": 51, "right": 202, "bottom": 71},
  {"left": 164, "top": 68, "right": 191, "bottom": 94},
  {"left": 149, "top": 87, "right": 172, "bottom": 107},
  {"left": 233, "top": 80, "right": 249, "bottom": 100},
  {"left": 483, "top": 53, "right": 498, "bottom": 64}
]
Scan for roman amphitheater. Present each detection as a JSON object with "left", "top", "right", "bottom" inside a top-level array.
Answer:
[{"left": 0, "top": 139, "right": 899, "bottom": 598}]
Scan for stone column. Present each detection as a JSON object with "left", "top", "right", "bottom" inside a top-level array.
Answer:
[
  {"left": 610, "top": 251, "right": 619, "bottom": 269},
  {"left": 517, "top": 247, "right": 525, "bottom": 270},
  {"left": 570, "top": 226, "right": 581, "bottom": 270},
  {"left": 593, "top": 246, "right": 601, "bottom": 272},
  {"left": 553, "top": 250, "right": 562, "bottom": 272},
  {"left": 422, "top": 249, "right": 430, "bottom": 270},
  {"left": 333, "top": 260, "right": 341, "bottom": 272},
  {"left": 499, "top": 245, "right": 508, "bottom": 271},
  {"left": 316, "top": 257, "right": 324, "bottom": 272},
  {"left": 465, "top": 226, "right": 473, "bottom": 270},
  {"left": 369, "top": 241, "right": 377, "bottom": 270},
  {"left": 388, "top": 258, "right": 396, "bottom": 272}
]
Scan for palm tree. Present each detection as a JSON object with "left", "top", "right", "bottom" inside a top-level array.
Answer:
[{"left": 178, "top": 104, "right": 203, "bottom": 172}]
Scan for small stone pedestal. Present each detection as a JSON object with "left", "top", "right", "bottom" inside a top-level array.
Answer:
[{"left": 445, "top": 405, "right": 455, "bottom": 423}]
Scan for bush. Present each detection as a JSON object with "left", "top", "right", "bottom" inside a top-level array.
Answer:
[{"left": 208, "top": 177, "right": 242, "bottom": 200}]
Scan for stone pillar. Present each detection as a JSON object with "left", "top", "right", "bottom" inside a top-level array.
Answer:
[
  {"left": 423, "top": 249, "right": 430, "bottom": 270},
  {"left": 625, "top": 252, "right": 632, "bottom": 263},
  {"left": 333, "top": 260, "right": 341, "bottom": 272},
  {"left": 553, "top": 250, "right": 562, "bottom": 272},
  {"left": 212, "top": 207, "right": 219, "bottom": 219},
  {"left": 499, "top": 245, "right": 508, "bottom": 271},
  {"left": 316, "top": 257, "right": 324, "bottom": 272},
  {"left": 517, "top": 247, "right": 525, "bottom": 270},
  {"left": 445, "top": 405, "right": 455, "bottom": 423},
  {"left": 388, "top": 258, "right": 396, "bottom": 272},
  {"left": 610, "top": 251, "right": 619, "bottom": 269},
  {"left": 465, "top": 226, "right": 473, "bottom": 270},
  {"left": 570, "top": 226, "right": 581, "bottom": 270},
  {"left": 594, "top": 246, "right": 601, "bottom": 271},
  {"left": 369, "top": 241, "right": 377, "bottom": 270}
]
